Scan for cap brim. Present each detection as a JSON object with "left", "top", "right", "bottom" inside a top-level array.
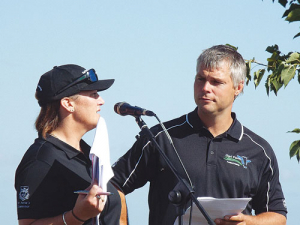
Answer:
[{"left": 81, "top": 79, "right": 115, "bottom": 92}]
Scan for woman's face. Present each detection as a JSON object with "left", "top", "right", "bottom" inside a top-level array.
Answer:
[{"left": 71, "top": 90, "right": 104, "bottom": 131}]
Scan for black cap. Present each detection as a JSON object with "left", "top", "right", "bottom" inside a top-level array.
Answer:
[{"left": 36, "top": 64, "right": 114, "bottom": 107}]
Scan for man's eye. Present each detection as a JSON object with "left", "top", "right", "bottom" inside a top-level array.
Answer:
[{"left": 213, "top": 80, "right": 222, "bottom": 84}]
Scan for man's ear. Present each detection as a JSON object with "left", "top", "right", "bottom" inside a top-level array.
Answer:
[{"left": 234, "top": 80, "right": 244, "bottom": 98}]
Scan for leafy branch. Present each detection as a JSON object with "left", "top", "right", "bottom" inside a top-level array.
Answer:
[
  {"left": 288, "top": 129, "right": 300, "bottom": 162},
  {"left": 275, "top": 0, "right": 300, "bottom": 38},
  {"left": 242, "top": 0, "right": 300, "bottom": 162},
  {"left": 245, "top": 45, "right": 300, "bottom": 95},
  {"left": 246, "top": 46, "right": 300, "bottom": 162}
]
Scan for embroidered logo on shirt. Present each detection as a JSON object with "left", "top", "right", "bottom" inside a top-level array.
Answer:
[
  {"left": 283, "top": 199, "right": 287, "bottom": 209},
  {"left": 224, "top": 154, "right": 251, "bottom": 169},
  {"left": 19, "top": 186, "right": 30, "bottom": 201}
]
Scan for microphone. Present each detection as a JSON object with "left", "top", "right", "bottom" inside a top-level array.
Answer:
[{"left": 114, "top": 102, "right": 155, "bottom": 117}]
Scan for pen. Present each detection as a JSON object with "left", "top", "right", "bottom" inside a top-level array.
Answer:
[{"left": 74, "top": 190, "right": 113, "bottom": 196}]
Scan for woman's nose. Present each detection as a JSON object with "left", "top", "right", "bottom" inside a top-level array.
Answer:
[{"left": 98, "top": 96, "right": 105, "bottom": 105}]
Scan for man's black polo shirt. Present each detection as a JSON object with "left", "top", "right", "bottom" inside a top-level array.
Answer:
[
  {"left": 15, "top": 135, "right": 122, "bottom": 225},
  {"left": 111, "top": 108, "right": 287, "bottom": 225}
]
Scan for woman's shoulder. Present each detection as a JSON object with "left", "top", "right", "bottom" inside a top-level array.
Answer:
[{"left": 16, "top": 137, "right": 62, "bottom": 172}]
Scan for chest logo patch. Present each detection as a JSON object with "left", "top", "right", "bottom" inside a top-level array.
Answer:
[{"left": 224, "top": 154, "right": 251, "bottom": 169}]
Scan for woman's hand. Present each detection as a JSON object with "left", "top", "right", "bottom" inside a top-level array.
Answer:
[
  {"left": 72, "top": 181, "right": 106, "bottom": 222},
  {"left": 18, "top": 181, "right": 107, "bottom": 225}
]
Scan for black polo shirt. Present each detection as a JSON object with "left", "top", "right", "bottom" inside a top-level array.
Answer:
[
  {"left": 111, "top": 108, "right": 287, "bottom": 225},
  {"left": 15, "top": 135, "right": 122, "bottom": 225}
]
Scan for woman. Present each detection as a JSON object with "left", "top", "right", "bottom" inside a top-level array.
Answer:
[{"left": 15, "top": 64, "right": 127, "bottom": 225}]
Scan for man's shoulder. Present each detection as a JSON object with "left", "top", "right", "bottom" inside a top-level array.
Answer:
[
  {"left": 150, "top": 113, "right": 190, "bottom": 134},
  {"left": 242, "top": 125, "right": 273, "bottom": 151}
]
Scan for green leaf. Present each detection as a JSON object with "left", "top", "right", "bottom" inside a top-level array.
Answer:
[
  {"left": 289, "top": 140, "right": 300, "bottom": 162},
  {"left": 254, "top": 69, "right": 265, "bottom": 87},
  {"left": 265, "top": 75, "right": 271, "bottom": 96},
  {"left": 245, "top": 60, "right": 252, "bottom": 85},
  {"left": 283, "top": 3, "right": 300, "bottom": 17},
  {"left": 287, "top": 128, "right": 300, "bottom": 133},
  {"left": 286, "top": 52, "right": 300, "bottom": 63},
  {"left": 281, "top": 64, "right": 297, "bottom": 86},
  {"left": 274, "top": 62, "right": 285, "bottom": 76},
  {"left": 278, "top": 0, "right": 288, "bottom": 7},
  {"left": 270, "top": 77, "right": 283, "bottom": 95},
  {"left": 294, "top": 32, "right": 300, "bottom": 39},
  {"left": 226, "top": 44, "right": 238, "bottom": 51},
  {"left": 266, "top": 45, "right": 279, "bottom": 54},
  {"left": 285, "top": 8, "right": 300, "bottom": 22}
]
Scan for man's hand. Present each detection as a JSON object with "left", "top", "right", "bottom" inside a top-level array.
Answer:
[
  {"left": 214, "top": 212, "right": 286, "bottom": 225},
  {"left": 215, "top": 213, "right": 247, "bottom": 225}
]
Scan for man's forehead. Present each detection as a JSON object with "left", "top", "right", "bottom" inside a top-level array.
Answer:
[
  {"left": 198, "top": 60, "right": 230, "bottom": 71},
  {"left": 196, "top": 64, "right": 232, "bottom": 81}
]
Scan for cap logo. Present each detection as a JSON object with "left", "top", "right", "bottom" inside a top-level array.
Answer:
[{"left": 37, "top": 85, "right": 42, "bottom": 91}]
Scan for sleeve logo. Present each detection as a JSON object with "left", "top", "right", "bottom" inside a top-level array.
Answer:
[{"left": 19, "top": 186, "right": 30, "bottom": 201}]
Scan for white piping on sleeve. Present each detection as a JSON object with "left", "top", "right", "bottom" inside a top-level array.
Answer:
[
  {"left": 122, "top": 118, "right": 188, "bottom": 187},
  {"left": 267, "top": 182, "right": 270, "bottom": 211},
  {"left": 122, "top": 140, "right": 151, "bottom": 187},
  {"left": 244, "top": 133, "right": 274, "bottom": 212}
]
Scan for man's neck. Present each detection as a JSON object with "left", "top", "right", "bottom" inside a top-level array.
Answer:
[{"left": 198, "top": 111, "right": 233, "bottom": 137}]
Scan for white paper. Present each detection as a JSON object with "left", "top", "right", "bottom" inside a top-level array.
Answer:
[
  {"left": 175, "top": 197, "right": 251, "bottom": 225},
  {"left": 89, "top": 117, "right": 114, "bottom": 225}
]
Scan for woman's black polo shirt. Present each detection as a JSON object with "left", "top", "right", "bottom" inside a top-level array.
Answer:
[{"left": 15, "top": 135, "right": 122, "bottom": 225}]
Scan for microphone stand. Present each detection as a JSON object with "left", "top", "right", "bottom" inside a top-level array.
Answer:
[{"left": 134, "top": 116, "right": 215, "bottom": 225}]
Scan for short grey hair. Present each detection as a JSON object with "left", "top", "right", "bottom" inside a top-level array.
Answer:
[{"left": 196, "top": 45, "right": 246, "bottom": 89}]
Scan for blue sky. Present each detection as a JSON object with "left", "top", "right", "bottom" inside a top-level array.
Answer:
[{"left": 1, "top": 0, "right": 299, "bottom": 224}]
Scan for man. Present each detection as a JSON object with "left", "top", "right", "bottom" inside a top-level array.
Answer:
[{"left": 111, "top": 45, "right": 287, "bottom": 224}]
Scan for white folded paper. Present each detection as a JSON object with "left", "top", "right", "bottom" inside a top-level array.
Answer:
[
  {"left": 89, "top": 117, "right": 114, "bottom": 225},
  {"left": 175, "top": 197, "right": 251, "bottom": 225}
]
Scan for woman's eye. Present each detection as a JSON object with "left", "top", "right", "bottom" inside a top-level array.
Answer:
[{"left": 91, "top": 93, "right": 99, "bottom": 98}]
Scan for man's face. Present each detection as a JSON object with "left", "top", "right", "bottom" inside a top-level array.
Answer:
[{"left": 194, "top": 62, "right": 242, "bottom": 118}]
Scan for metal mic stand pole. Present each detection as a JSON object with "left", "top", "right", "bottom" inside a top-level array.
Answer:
[{"left": 135, "top": 116, "right": 215, "bottom": 225}]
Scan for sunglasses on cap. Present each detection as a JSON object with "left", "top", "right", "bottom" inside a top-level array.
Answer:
[{"left": 55, "top": 69, "right": 98, "bottom": 95}]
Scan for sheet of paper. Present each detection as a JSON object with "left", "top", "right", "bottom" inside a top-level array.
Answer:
[
  {"left": 175, "top": 197, "right": 251, "bottom": 225},
  {"left": 89, "top": 117, "right": 114, "bottom": 225}
]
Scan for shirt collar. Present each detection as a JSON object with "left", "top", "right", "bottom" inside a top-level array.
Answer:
[
  {"left": 187, "top": 107, "right": 207, "bottom": 131},
  {"left": 45, "top": 134, "right": 91, "bottom": 159},
  {"left": 226, "top": 113, "right": 244, "bottom": 141},
  {"left": 187, "top": 107, "right": 243, "bottom": 141}
]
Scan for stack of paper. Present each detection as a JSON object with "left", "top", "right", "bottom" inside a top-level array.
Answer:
[{"left": 175, "top": 197, "right": 251, "bottom": 225}]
